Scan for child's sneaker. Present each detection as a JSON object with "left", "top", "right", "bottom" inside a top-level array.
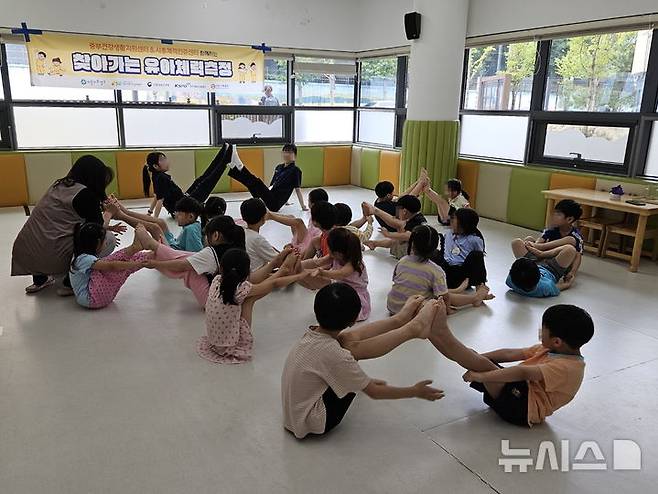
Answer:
[{"left": 25, "top": 276, "right": 55, "bottom": 294}]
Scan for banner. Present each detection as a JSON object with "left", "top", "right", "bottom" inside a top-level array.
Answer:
[{"left": 26, "top": 32, "right": 264, "bottom": 93}]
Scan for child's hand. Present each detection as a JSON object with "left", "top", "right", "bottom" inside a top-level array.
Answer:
[
  {"left": 366, "top": 216, "right": 374, "bottom": 224},
  {"left": 413, "top": 380, "right": 444, "bottom": 401},
  {"left": 144, "top": 259, "right": 158, "bottom": 269},
  {"left": 381, "top": 229, "right": 392, "bottom": 238},
  {"left": 311, "top": 268, "right": 322, "bottom": 277},
  {"left": 108, "top": 223, "right": 127, "bottom": 234},
  {"left": 526, "top": 244, "right": 543, "bottom": 257},
  {"left": 462, "top": 371, "right": 482, "bottom": 383},
  {"left": 280, "top": 251, "right": 298, "bottom": 272},
  {"left": 362, "top": 202, "right": 375, "bottom": 216}
]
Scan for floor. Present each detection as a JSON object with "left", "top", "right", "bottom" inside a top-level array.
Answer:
[{"left": 1, "top": 185, "right": 656, "bottom": 494}]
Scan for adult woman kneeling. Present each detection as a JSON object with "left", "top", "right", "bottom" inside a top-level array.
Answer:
[{"left": 11, "top": 155, "right": 120, "bottom": 295}]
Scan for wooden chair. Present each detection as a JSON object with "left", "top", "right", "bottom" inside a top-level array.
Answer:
[
  {"left": 601, "top": 219, "right": 658, "bottom": 262},
  {"left": 578, "top": 216, "right": 620, "bottom": 257}
]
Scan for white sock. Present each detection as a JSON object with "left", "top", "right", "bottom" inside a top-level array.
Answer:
[{"left": 230, "top": 144, "right": 244, "bottom": 170}]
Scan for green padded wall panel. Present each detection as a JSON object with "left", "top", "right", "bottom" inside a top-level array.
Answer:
[
  {"left": 296, "top": 147, "right": 324, "bottom": 187},
  {"left": 360, "top": 148, "right": 380, "bottom": 190},
  {"left": 350, "top": 146, "right": 362, "bottom": 186},
  {"left": 507, "top": 168, "right": 551, "bottom": 230},
  {"left": 194, "top": 148, "right": 230, "bottom": 194},
  {"left": 401, "top": 120, "right": 459, "bottom": 214},
  {"left": 72, "top": 151, "right": 118, "bottom": 197}
]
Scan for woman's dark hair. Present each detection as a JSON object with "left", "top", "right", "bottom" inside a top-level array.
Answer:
[
  {"left": 201, "top": 197, "right": 227, "bottom": 228},
  {"left": 308, "top": 188, "right": 329, "bottom": 206},
  {"left": 446, "top": 178, "right": 469, "bottom": 201},
  {"left": 314, "top": 283, "right": 361, "bottom": 331},
  {"left": 72, "top": 222, "right": 106, "bottom": 260},
  {"left": 328, "top": 227, "right": 363, "bottom": 275},
  {"left": 334, "top": 203, "right": 353, "bottom": 227},
  {"left": 205, "top": 215, "right": 245, "bottom": 250},
  {"left": 311, "top": 201, "right": 337, "bottom": 231},
  {"left": 55, "top": 155, "right": 114, "bottom": 201},
  {"left": 219, "top": 248, "right": 251, "bottom": 305},
  {"left": 408, "top": 224, "right": 441, "bottom": 261},
  {"left": 454, "top": 208, "right": 485, "bottom": 250},
  {"left": 142, "top": 151, "right": 166, "bottom": 197}
]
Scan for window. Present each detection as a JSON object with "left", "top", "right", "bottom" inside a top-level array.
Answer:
[
  {"left": 121, "top": 89, "right": 209, "bottom": 105},
  {"left": 295, "top": 110, "right": 353, "bottom": 143},
  {"left": 359, "top": 58, "right": 397, "bottom": 108},
  {"left": 123, "top": 108, "right": 210, "bottom": 146},
  {"left": 357, "top": 110, "right": 395, "bottom": 146},
  {"left": 543, "top": 124, "right": 629, "bottom": 164},
  {"left": 640, "top": 122, "right": 658, "bottom": 177},
  {"left": 14, "top": 107, "right": 118, "bottom": 148},
  {"left": 294, "top": 58, "right": 355, "bottom": 106},
  {"left": 220, "top": 113, "right": 284, "bottom": 140},
  {"left": 215, "top": 58, "right": 288, "bottom": 106},
  {"left": 6, "top": 44, "right": 114, "bottom": 102},
  {"left": 460, "top": 114, "right": 528, "bottom": 162},
  {"left": 463, "top": 41, "right": 536, "bottom": 111},
  {"left": 544, "top": 30, "right": 653, "bottom": 112}
]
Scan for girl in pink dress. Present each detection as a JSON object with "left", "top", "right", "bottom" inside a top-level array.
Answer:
[
  {"left": 198, "top": 248, "right": 309, "bottom": 364},
  {"left": 307, "top": 227, "right": 371, "bottom": 321}
]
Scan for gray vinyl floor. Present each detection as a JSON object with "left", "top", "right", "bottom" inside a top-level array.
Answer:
[{"left": 1, "top": 185, "right": 656, "bottom": 494}]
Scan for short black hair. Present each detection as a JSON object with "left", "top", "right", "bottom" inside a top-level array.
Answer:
[
  {"left": 396, "top": 194, "right": 421, "bottom": 214},
  {"left": 408, "top": 224, "right": 441, "bottom": 261},
  {"left": 174, "top": 196, "right": 203, "bottom": 217},
  {"left": 240, "top": 198, "right": 267, "bottom": 225},
  {"left": 543, "top": 304, "right": 594, "bottom": 348},
  {"left": 311, "top": 201, "right": 337, "bottom": 231},
  {"left": 308, "top": 188, "right": 329, "bottom": 206},
  {"left": 314, "top": 283, "right": 361, "bottom": 331},
  {"left": 282, "top": 143, "right": 297, "bottom": 155},
  {"left": 509, "top": 258, "right": 540, "bottom": 292},
  {"left": 334, "top": 203, "right": 352, "bottom": 226},
  {"left": 554, "top": 199, "right": 583, "bottom": 222},
  {"left": 375, "top": 181, "right": 394, "bottom": 198}
]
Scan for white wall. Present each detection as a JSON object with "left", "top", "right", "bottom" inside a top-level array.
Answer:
[
  {"left": 468, "top": 0, "right": 658, "bottom": 37},
  {"left": 0, "top": 0, "right": 361, "bottom": 51},
  {"left": 354, "top": 0, "right": 412, "bottom": 51}
]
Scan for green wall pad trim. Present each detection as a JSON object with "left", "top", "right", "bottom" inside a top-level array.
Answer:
[
  {"left": 401, "top": 120, "right": 459, "bottom": 214},
  {"left": 194, "top": 148, "right": 230, "bottom": 194},
  {"left": 71, "top": 151, "right": 118, "bottom": 197},
  {"left": 360, "top": 148, "right": 381, "bottom": 190},
  {"left": 296, "top": 147, "right": 324, "bottom": 187},
  {"left": 507, "top": 168, "right": 551, "bottom": 231}
]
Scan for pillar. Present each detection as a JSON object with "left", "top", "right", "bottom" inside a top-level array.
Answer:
[{"left": 401, "top": 0, "right": 468, "bottom": 214}]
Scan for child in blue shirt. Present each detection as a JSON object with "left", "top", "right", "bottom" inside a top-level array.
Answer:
[
  {"left": 164, "top": 196, "right": 204, "bottom": 252},
  {"left": 506, "top": 242, "right": 579, "bottom": 297}
]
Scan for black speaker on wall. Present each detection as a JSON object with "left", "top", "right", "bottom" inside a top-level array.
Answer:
[{"left": 404, "top": 12, "right": 421, "bottom": 40}]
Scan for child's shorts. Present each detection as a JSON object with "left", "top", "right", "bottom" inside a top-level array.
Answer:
[
  {"left": 322, "top": 386, "right": 356, "bottom": 434},
  {"left": 524, "top": 253, "right": 569, "bottom": 281},
  {"left": 470, "top": 380, "right": 529, "bottom": 427}
]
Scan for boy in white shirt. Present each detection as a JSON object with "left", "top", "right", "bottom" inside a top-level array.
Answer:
[{"left": 240, "top": 198, "right": 278, "bottom": 271}]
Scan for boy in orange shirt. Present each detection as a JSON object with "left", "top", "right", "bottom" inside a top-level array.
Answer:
[{"left": 428, "top": 303, "right": 593, "bottom": 426}]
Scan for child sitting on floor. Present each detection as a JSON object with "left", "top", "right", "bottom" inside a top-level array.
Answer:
[
  {"left": 363, "top": 195, "right": 427, "bottom": 259},
  {"left": 240, "top": 198, "right": 279, "bottom": 271},
  {"left": 428, "top": 301, "right": 593, "bottom": 427},
  {"left": 506, "top": 242, "right": 578, "bottom": 297},
  {"left": 334, "top": 202, "right": 374, "bottom": 246},
  {"left": 306, "top": 227, "right": 371, "bottom": 321},
  {"left": 198, "top": 248, "right": 309, "bottom": 364},
  {"left": 387, "top": 225, "right": 493, "bottom": 315},
  {"left": 306, "top": 201, "right": 338, "bottom": 259},
  {"left": 70, "top": 222, "right": 152, "bottom": 309},
  {"left": 372, "top": 178, "right": 428, "bottom": 232},
  {"left": 201, "top": 196, "right": 227, "bottom": 229},
  {"left": 518, "top": 199, "right": 584, "bottom": 279},
  {"left": 281, "top": 285, "right": 444, "bottom": 439},
  {"left": 432, "top": 208, "right": 488, "bottom": 289},
  {"left": 267, "top": 188, "right": 329, "bottom": 255},
  {"left": 422, "top": 175, "right": 471, "bottom": 225}
]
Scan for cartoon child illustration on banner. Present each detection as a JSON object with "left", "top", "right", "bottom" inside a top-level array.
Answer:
[
  {"left": 249, "top": 62, "right": 257, "bottom": 83},
  {"left": 49, "top": 58, "right": 64, "bottom": 76},
  {"left": 36, "top": 51, "right": 48, "bottom": 75},
  {"left": 238, "top": 62, "right": 247, "bottom": 83}
]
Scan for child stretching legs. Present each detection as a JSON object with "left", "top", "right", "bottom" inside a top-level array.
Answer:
[
  {"left": 70, "top": 223, "right": 152, "bottom": 309},
  {"left": 428, "top": 301, "right": 593, "bottom": 426},
  {"left": 282, "top": 287, "right": 444, "bottom": 439},
  {"left": 199, "top": 248, "right": 310, "bottom": 364}
]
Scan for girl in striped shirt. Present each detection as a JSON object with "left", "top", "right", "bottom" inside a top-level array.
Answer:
[{"left": 387, "top": 225, "right": 493, "bottom": 315}]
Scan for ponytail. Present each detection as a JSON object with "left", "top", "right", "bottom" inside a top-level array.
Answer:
[
  {"left": 218, "top": 248, "right": 250, "bottom": 305},
  {"left": 143, "top": 152, "right": 166, "bottom": 197},
  {"left": 446, "top": 178, "right": 469, "bottom": 201},
  {"left": 328, "top": 227, "right": 363, "bottom": 275}
]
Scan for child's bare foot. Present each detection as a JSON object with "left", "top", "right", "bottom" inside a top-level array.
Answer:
[
  {"left": 409, "top": 300, "right": 438, "bottom": 339},
  {"left": 135, "top": 224, "right": 159, "bottom": 251},
  {"left": 280, "top": 251, "right": 298, "bottom": 273},
  {"left": 430, "top": 299, "right": 449, "bottom": 336},
  {"left": 396, "top": 295, "right": 424, "bottom": 324},
  {"left": 364, "top": 240, "right": 376, "bottom": 251},
  {"left": 472, "top": 285, "right": 494, "bottom": 307},
  {"left": 130, "top": 234, "right": 143, "bottom": 252}
]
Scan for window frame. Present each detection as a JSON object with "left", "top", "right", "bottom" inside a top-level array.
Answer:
[{"left": 459, "top": 29, "right": 658, "bottom": 178}]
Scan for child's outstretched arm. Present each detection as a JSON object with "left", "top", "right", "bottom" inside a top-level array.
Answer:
[
  {"left": 301, "top": 255, "right": 332, "bottom": 270},
  {"left": 314, "top": 262, "right": 355, "bottom": 281},
  {"left": 249, "top": 246, "right": 293, "bottom": 284},
  {"left": 530, "top": 235, "right": 576, "bottom": 251},
  {"left": 294, "top": 188, "right": 308, "bottom": 211},
  {"left": 363, "top": 379, "right": 443, "bottom": 401},
  {"left": 381, "top": 229, "right": 411, "bottom": 242},
  {"left": 362, "top": 202, "right": 406, "bottom": 230},
  {"left": 481, "top": 348, "right": 528, "bottom": 363}
]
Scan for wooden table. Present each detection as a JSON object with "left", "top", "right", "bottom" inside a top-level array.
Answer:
[{"left": 541, "top": 188, "right": 658, "bottom": 272}]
